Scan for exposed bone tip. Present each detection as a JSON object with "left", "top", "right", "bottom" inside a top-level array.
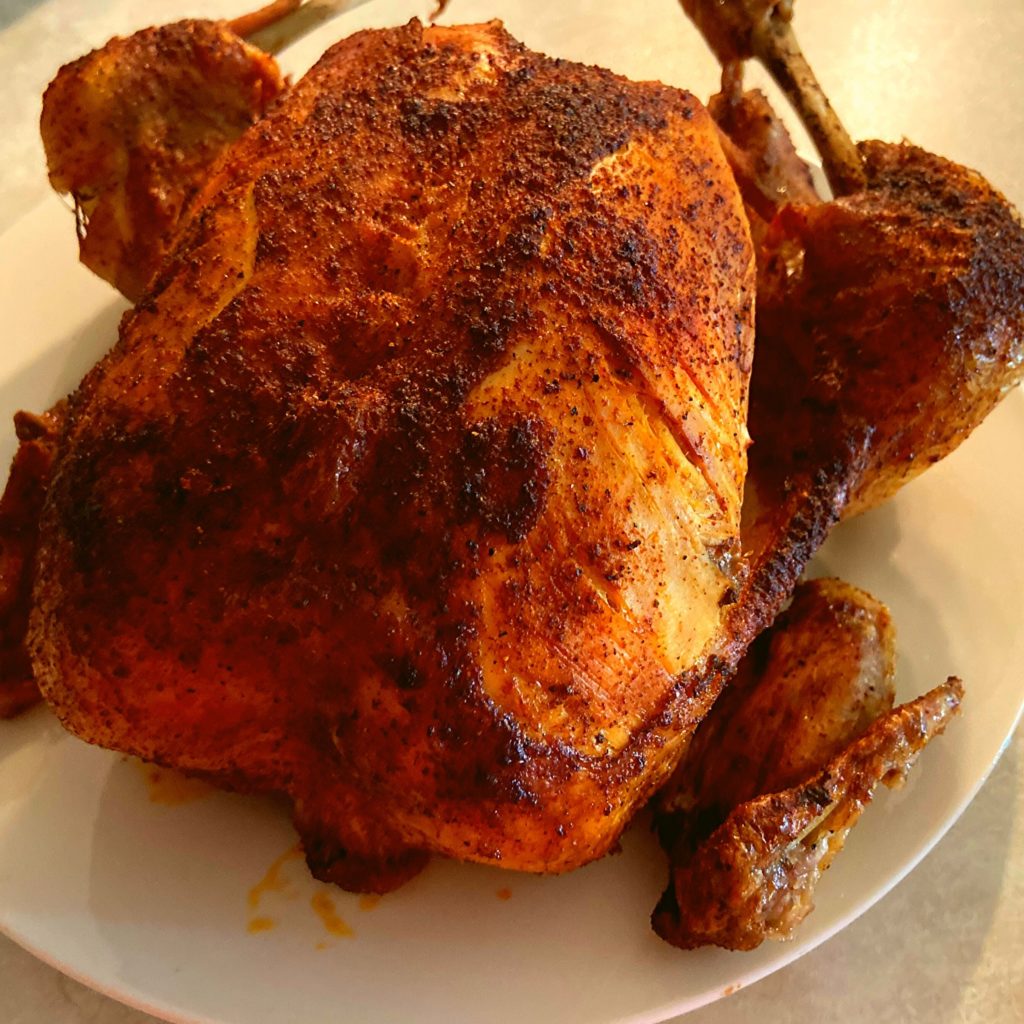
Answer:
[{"left": 679, "top": 0, "right": 867, "bottom": 195}]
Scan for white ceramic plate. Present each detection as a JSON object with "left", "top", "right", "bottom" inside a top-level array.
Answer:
[{"left": 1, "top": 2, "right": 1023, "bottom": 1022}]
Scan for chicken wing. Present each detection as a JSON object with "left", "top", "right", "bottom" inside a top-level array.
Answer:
[
  {"left": 41, "top": 18, "right": 284, "bottom": 301},
  {"left": 653, "top": 578, "right": 961, "bottom": 950},
  {"left": 653, "top": 678, "right": 962, "bottom": 950},
  {"left": 658, "top": 578, "right": 896, "bottom": 838}
]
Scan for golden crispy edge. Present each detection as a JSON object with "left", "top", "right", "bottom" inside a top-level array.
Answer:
[{"left": 652, "top": 677, "right": 963, "bottom": 950}]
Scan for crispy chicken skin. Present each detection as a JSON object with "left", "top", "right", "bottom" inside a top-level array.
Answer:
[
  {"left": 29, "top": 20, "right": 755, "bottom": 889},
  {"left": 643, "top": 71, "right": 1009, "bottom": 947},
  {"left": 653, "top": 578, "right": 962, "bottom": 950},
  {"left": 654, "top": 678, "right": 962, "bottom": 950},
  {"left": 708, "top": 87, "right": 820, "bottom": 232},
  {"left": 704, "top": 86, "right": 1024, "bottom": 522},
  {"left": 659, "top": 579, "right": 896, "bottom": 835},
  {"left": 41, "top": 20, "right": 285, "bottom": 302},
  {"left": 2, "top": 3, "right": 1003, "bottom": 948},
  {"left": 754, "top": 141, "right": 1024, "bottom": 517},
  {"left": 685, "top": 0, "right": 1024, "bottom": 521},
  {"left": 0, "top": 410, "right": 63, "bottom": 718}
]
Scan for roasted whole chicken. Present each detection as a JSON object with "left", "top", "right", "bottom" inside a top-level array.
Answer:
[{"left": 0, "top": 0, "right": 1021, "bottom": 948}]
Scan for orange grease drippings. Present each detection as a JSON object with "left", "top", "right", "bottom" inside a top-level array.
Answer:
[
  {"left": 248, "top": 844, "right": 303, "bottom": 911},
  {"left": 358, "top": 893, "right": 382, "bottom": 912},
  {"left": 311, "top": 890, "right": 354, "bottom": 938},
  {"left": 141, "top": 764, "right": 214, "bottom": 806},
  {"left": 247, "top": 917, "right": 276, "bottom": 934},
  {"left": 496, "top": 887, "right": 513, "bottom": 901}
]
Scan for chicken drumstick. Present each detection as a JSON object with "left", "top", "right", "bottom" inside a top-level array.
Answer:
[{"left": 686, "top": 0, "right": 1024, "bottom": 519}]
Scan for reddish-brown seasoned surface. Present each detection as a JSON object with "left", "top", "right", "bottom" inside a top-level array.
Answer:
[
  {"left": 653, "top": 576, "right": 961, "bottom": 950},
  {"left": 654, "top": 678, "right": 962, "bottom": 950},
  {"left": 41, "top": 20, "right": 285, "bottom": 302},
  {"left": 704, "top": 85, "right": 1024, "bottom": 525},
  {"left": 0, "top": 410, "right": 63, "bottom": 718},
  {"left": 30, "top": 20, "right": 755, "bottom": 889},
  {"left": 659, "top": 578, "right": 896, "bottom": 838},
  {"left": 754, "top": 140, "right": 1024, "bottom": 517},
  {"left": 15, "top": 9, "right": 1014, "bottom": 936},
  {"left": 709, "top": 87, "right": 819, "bottom": 229}
]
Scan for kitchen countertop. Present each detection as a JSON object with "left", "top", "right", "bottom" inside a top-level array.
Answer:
[{"left": 0, "top": 1, "right": 1020, "bottom": 1022}]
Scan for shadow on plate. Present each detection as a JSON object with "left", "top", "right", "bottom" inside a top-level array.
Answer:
[{"left": 80, "top": 749, "right": 694, "bottom": 1024}]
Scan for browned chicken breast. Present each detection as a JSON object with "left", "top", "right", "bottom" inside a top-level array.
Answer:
[
  {"left": 1, "top": 0, "right": 1010, "bottom": 953},
  {"left": 29, "top": 20, "right": 755, "bottom": 889}
]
